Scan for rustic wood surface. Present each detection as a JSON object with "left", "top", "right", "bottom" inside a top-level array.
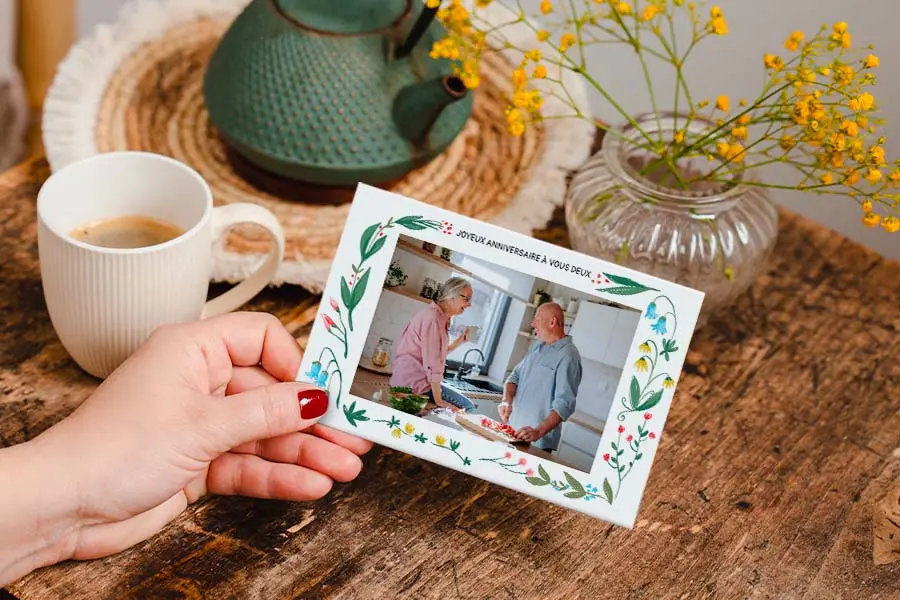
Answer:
[{"left": 2, "top": 157, "right": 900, "bottom": 599}]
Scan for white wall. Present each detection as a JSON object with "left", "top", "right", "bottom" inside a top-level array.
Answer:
[{"left": 9, "top": 0, "right": 897, "bottom": 258}]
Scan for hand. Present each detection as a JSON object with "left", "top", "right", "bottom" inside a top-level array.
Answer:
[
  {"left": 515, "top": 426, "right": 543, "bottom": 442},
  {"left": 498, "top": 401, "right": 512, "bottom": 423},
  {"left": 22, "top": 312, "right": 373, "bottom": 564}
]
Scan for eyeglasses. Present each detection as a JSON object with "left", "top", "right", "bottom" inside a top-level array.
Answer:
[{"left": 460, "top": 294, "right": 472, "bottom": 302}]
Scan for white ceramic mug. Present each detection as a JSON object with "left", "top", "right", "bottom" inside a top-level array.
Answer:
[{"left": 36, "top": 151, "right": 285, "bottom": 379}]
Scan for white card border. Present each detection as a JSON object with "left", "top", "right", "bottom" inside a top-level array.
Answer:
[{"left": 296, "top": 183, "right": 704, "bottom": 528}]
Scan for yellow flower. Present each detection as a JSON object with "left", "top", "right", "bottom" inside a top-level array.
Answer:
[
  {"left": 864, "top": 54, "right": 880, "bottom": 68},
  {"left": 532, "top": 65, "right": 547, "bottom": 79},
  {"left": 508, "top": 120, "right": 526, "bottom": 136},
  {"left": 673, "top": 130, "right": 685, "bottom": 144},
  {"left": 780, "top": 135, "right": 795, "bottom": 150},
  {"left": 615, "top": 2, "right": 631, "bottom": 14},
  {"left": 737, "top": 114, "right": 750, "bottom": 125},
  {"left": 861, "top": 199, "right": 873, "bottom": 212},
  {"left": 404, "top": 423, "right": 415, "bottom": 434},
  {"left": 865, "top": 168, "right": 882, "bottom": 184},
  {"left": 475, "top": 0, "right": 492, "bottom": 6},
  {"left": 426, "top": 0, "right": 440, "bottom": 7},
  {"left": 849, "top": 92, "right": 875, "bottom": 112},
  {"left": 635, "top": 357, "right": 649, "bottom": 372},
  {"left": 731, "top": 126, "right": 748, "bottom": 140},
  {"left": 663, "top": 376, "right": 675, "bottom": 389},
  {"left": 391, "top": 428, "right": 402, "bottom": 439},
  {"left": 708, "top": 16, "right": 727, "bottom": 35},
  {"left": 512, "top": 68, "right": 527, "bottom": 90},
  {"left": 819, "top": 172, "right": 833, "bottom": 185},
  {"left": 833, "top": 21, "right": 848, "bottom": 34},
  {"left": 460, "top": 72, "right": 480, "bottom": 89},
  {"left": 715, "top": 95, "right": 730, "bottom": 112},
  {"left": 710, "top": 6, "right": 723, "bottom": 18},
  {"left": 559, "top": 33, "right": 576, "bottom": 52},
  {"left": 540, "top": 0, "right": 552, "bottom": 13},
  {"left": 435, "top": 434, "right": 447, "bottom": 446},
  {"left": 882, "top": 216, "right": 900, "bottom": 233},
  {"left": 784, "top": 31, "right": 804, "bottom": 52},
  {"left": 639, "top": 342, "right": 652, "bottom": 353},
  {"left": 642, "top": 4, "right": 659, "bottom": 20},
  {"left": 537, "top": 29, "right": 550, "bottom": 42},
  {"left": 870, "top": 146, "right": 886, "bottom": 166},
  {"left": 525, "top": 49, "right": 541, "bottom": 62},
  {"left": 717, "top": 141, "right": 745, "bottom": 163},
  {"left": 841, "top": 120, "right": 859, "bottom": 137},
  {"left": 764, "top": 54, "right": 784, "bottom": 71},
  {"left": 862, "top": 212, "right": 880, "bottom": 228}
]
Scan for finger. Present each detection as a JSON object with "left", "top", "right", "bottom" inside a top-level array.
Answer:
[
  {"left": 307, "top": 424, "right": 374, "bottom": 455},
  {"left": 230, "top": 432, "right": 363, "bottom": 482},
  {"left": 209, "top": 382, "right": 329, "bottom": 451},
  {"left": 72, "top": 492, "right": 188, "bottom": 560},
  {"left": 226, "top": 366, "right": 278, "bottom": 396},
  {"left": 197, "top": 312, "right": 303, "bottom": 382},
  {"left": 207, "top": 453, "right": 334, "bottom": 501}
]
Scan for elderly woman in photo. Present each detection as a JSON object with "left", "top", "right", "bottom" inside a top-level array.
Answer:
[{"left": 390, "top": 277, "right": 476, "bottom": 412}]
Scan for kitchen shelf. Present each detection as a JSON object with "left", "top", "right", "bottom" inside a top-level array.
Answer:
[
  {"left": 383, "top": 286, "right": 431, "bottom": 304},
  {"left": 395, "top": 239, "right": 474, "bottom": 277}
]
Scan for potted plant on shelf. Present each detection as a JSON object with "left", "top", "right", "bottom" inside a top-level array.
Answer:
[
  {"left": 385, "top": 260, "right": 408, "bottom": 288},
  {"left": 427, "top": 0, "right": 899, "bottom": 324}
]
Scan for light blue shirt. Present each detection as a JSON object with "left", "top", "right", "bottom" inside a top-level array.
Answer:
[{"left": 505, "top": 336, "right": 582, "bottom": 451}]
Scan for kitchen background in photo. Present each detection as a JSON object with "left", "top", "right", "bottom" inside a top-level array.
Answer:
[{"left": 352, "top": 234, "right": 641, "bottom": 472}]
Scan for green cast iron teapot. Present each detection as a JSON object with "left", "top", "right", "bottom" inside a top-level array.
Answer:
[{"left": 203, "top": 0, "right": 473, "bottom": 187}]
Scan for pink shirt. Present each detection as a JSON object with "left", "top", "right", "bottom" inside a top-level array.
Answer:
[{"left": 390, "top": 302, "right": 449, "bottom": 394}]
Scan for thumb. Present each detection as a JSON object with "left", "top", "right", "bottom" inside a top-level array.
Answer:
[{"left": 210, "top": 382, "right": 330, "bottom": 450}]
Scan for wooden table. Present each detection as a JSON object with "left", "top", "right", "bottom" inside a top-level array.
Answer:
[{"left": 2, "top": 158, "right": 899, "bottom": 599}]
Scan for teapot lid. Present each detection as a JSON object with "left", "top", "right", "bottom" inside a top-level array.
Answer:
[{"left": 273, "top": 0, "right": 411, "bottom": 34}]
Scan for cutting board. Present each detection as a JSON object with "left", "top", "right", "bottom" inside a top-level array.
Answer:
[{"left": 455, "top": 413, "right": 527, "bottom": 445}]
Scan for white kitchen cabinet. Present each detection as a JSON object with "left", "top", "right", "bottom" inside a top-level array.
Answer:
[
  {"left": 602, "top": 308, "right": 641, "bottom": 367},
  {"left": 555, "top": 420, "right": 603, "bottom": 472}
]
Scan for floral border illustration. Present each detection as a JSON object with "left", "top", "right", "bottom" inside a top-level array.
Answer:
[{"left": 300, "top": 216, "right": 684, "bottom": 507}]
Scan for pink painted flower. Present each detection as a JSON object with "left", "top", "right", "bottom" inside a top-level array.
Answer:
[
  {"left": 644, "top": 412, "right": 652, "bottom": 420},
  {"left": 649, "top": 432, "right": 656, "bottom": 439},
  {"left": 618, "top": 425, "right": 625, "bottom": 434},
  {"left": 627, "top": 435, "right": 633, "bottom": 442},
  {"left": 323, "top": 315, "right": 336, "bottom": 330},
  {"left": 518, "top": 457, "right": 527, "bottom": 466},
  {"left": 603, "top": 453, "right": 610, "bottom": 461},
  {"left": 330, "top": 297, "right": 339, "bottom": 312},
  {"left": 504, "top": 452, "right": 512, "bottom": 459},
  {"left": 526, "top": 468, "right": 534, "bottom": 476}
]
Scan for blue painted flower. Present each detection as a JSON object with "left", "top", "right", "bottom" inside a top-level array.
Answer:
[
  {"left": 586, "top": 484, "right": 599, "bottom": 494},
  {"left": 315, "top": 371, "right": 329, "bottom": 387},
  {"left": 585, "top": 495, "right": 594, "bottom": 502},
  {"left": 306, "top": 361, "right": 322, "bottom": 379},
  {"left": 651, "top": 316, "right": 668, "bottom": 335},
  {"left": 644, "top": 302, "right": 658, "bottom": 320}
]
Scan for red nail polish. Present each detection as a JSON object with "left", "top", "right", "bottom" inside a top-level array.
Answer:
[{"left": 298, "top": 389, "right": 328, "bottom": 419}]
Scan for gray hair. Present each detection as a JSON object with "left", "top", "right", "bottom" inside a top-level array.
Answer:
[{"left": 435, "top": 276, "right": 472, "bottom": 303}]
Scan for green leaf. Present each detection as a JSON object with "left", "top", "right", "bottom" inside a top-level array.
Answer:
[
  {"left": 611, "top": 442, "right": 618, "bottom": 451},
  {"left": 340, "top": 277, "right": 352, "bottom": 308},
  {"left": 598, "top": 286, "right": 653, "bottom": 296},
  {"left": 564, "top": 490, "right": 587, "bottom": 499},
  {"left": 603, "top": 273, "right": 644, "bottom": 287},
  {"left": 635, "top": 453, "right": 643, "bottom": 460},
  {"left": 635, "top": 390, "right": 664, "bottom": 411},
  {"left": 526, "top": 476, "right": 550, "bottom": 486},
  {"left": 342, "top": 402, "right": 369, "bottom": 427},
  {"left": 360, "top": 223, "right": 379, "bottom": 259},
  {"left": 629, "top": 376, "right": 641, "bottom": 409},
  {"left": 349, "top": 268, "right": 371, "bottom": 310},
  {"left": 366, "top": 236, "right": 387, "bottom": 260},
  {"left": 564, "top": 472, "right": 585, "bottom": 493},
  {"left": 602, "top": 478, "right": 614, "bottom": 503},
  {"left": 538, "top": 464, "right": 550, "bottom": 482}
]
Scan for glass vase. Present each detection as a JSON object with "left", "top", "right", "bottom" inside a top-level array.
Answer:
[{"left": 565, "top": 113, "right": 780, "bottom": 327}]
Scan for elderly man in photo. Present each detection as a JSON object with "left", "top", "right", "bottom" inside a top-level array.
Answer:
[{"left": 498, "top": 302, "right": 582, "bottom": 453}]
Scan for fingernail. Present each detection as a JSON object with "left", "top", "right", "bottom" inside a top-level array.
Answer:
[{"left": 298, "top": 389, "right": 328, "bottom": 419}]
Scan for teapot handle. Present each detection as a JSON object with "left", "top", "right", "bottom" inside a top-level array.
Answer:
[{"left": 395, "top": 2, "right": 439, "bottom": 58}]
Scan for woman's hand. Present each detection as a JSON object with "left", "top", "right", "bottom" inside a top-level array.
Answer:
[{"left": 0, "top": 312, "right": 372, "bottom": 584}]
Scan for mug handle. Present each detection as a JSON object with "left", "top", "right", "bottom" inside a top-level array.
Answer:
[{"left": 200, "top": 203, "right": 286, "bottom": 319}]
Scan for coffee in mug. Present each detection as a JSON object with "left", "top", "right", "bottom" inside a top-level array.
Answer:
[
  {"left": 70, "top": 215, "right": 185, "bottom": 249},
  {"left": 37, "top": 151, "right": 286, "bottom": 379}
]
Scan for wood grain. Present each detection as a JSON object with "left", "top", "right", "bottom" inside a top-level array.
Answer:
[{"left": 2, "top": 157, "right": 899, "bottom": 599}]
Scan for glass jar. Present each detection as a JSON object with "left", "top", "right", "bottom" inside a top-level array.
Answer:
[
  {"left": 565, "top": 112, "right": 779, "bottom": 327},
  {"left": 372, "top": 337, "right": 393, "bottom": 367}
]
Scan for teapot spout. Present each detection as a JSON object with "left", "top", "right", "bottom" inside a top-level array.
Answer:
[{"left": 393, "top": 75, "right": 468, "bottom": 144}]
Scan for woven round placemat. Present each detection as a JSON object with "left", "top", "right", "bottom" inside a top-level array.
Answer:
[{"left": 45, "top": 1, "right": 594, "bottom": 292}]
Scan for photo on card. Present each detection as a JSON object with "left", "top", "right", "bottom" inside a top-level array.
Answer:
[{"left": 296, "top": 184, "right": 704, "bottom": 528}]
